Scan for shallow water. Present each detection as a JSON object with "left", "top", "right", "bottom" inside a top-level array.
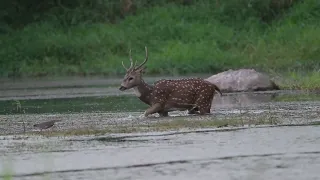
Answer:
[
  {"left": 1, "top": 126, "right": 320, "bottom": 180},
  {"left": 0, "top": 77, "right": 320, "bottom": 180},
  {"left": 1, "top": 89, "right": 320, "bottom": 135}
]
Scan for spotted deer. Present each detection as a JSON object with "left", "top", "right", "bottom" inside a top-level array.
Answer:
[{"left": 119, "top": 46, "right": 222, "bottom": 117}]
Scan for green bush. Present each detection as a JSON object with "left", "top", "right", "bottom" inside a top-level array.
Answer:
[{"left": 0, "top": 0, "right": 319, "bottom": 77}]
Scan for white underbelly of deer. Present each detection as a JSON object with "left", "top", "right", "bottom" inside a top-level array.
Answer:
[{"left": 132, "top": 87, "right": 141, "bottom": 97}]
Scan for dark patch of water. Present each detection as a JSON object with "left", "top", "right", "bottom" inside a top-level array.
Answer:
[
  {"left": 1, "top": 90, "right": 320, "bottom": 115},
  {"left": 0, "top": 95, "right": 148, "bottom": 115},
  {"left": 88, "top": 136, "right": 150, "bottom": 143}
]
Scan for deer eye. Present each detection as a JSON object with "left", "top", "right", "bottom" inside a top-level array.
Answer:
[{"left": 128, "top": 77, "right": 134, "bottom": 81}]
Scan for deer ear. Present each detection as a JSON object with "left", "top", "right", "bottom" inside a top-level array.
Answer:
[{"left": 137, "top": 67, "right": 147, "bottom": 74}]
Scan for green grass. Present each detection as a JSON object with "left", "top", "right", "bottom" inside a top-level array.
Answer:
[
  {"left": 0, "top": 0, "right": 319, "bottom": 89},
  {"left": 22, "top": 116, "right": 319, "bottom": 137},
  {"left": 26, "top": 116, "right": 281, "bottom": 137},
  {"left": 271, "top": 71, "right": 320, "bottom": 90},
  {"left": 272, "top": 93, "right": 320, "bottom": 102}
]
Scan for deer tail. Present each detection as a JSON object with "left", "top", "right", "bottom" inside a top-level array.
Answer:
[
  {"left": 211, "top": 83, "right": 223, "bottom": 96},
  {"left": 204, "top": 79, "right": 223, "bottom": 96}
]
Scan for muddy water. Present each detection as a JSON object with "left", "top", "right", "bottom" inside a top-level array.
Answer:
[{"left": 0, "top": 77, "right": 320, "bottom": 180}]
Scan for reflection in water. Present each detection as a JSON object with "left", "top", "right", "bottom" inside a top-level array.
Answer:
[{"left": 212, "top": 92, "right": 279, "bottom": 108}]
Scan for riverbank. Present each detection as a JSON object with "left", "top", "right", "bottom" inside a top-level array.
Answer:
[{"left": 0, "top": 0, "right": 319, "bottom": 78}]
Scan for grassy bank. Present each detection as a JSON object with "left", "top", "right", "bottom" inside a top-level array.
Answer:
[
  {"left": 271, "top": 70, "right": 320, "bottom": 90},
  {"left": 0, "top": 0, "right": 319, "bottom": 87},
  {"left": 26, "top": 117, "right": 279, "bottom": 137},
  {"left": 25, "top": 117, "right": 320, "bottom": 137}
]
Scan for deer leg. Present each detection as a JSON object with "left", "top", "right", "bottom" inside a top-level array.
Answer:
[
  {"left": 192, "top": 106, "right": 199, "bottom": 111},
  {"left": 144, "top": 103, "right": 164, "bottom": 117},
  {"left": 195, "top": 95, "right": 212, "bottom": 115},
  {"left": 187, "top": 106, "right": 199, "bottom": 114},
  {"left": 201, "top": 104, "right": 211, "bottom": 114},
  {"left": 188, "top": 109, "right": 199, "bottom": 114},
  {"left": 158, "top": 111, "right": 169, "bottom": 117}
]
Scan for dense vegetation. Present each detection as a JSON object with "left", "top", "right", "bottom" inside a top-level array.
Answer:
[{"left": 0, "top": 0, "right": 319, "bottom": 78}]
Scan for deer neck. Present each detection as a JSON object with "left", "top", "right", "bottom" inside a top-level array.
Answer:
[{"left": 133, "top": 80, "right": 153, "bottom": 105}]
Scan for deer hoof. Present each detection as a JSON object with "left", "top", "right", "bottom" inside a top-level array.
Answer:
[{"left": 138, "top": 112, "right": 148, "bottom": 119}]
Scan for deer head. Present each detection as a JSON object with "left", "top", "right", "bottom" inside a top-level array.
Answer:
[{"left": 119, "top": 46, "right": 148, "bottom": 91}]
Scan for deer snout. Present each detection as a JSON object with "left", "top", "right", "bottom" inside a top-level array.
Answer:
[
  {"left": 119, "top": 81, "right": 128, "bottom": 91},
  {"left": 119, "top": 86, "right": 127, "bottom": 91}
]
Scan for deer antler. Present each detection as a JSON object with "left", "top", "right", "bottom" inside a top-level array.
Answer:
[
  {"left": 122, "top": 46, "right": 148, "bottom": 71},
  {"left": 129, "top": 49, "right": 134, "bottom": 69},
  {"left": 122, "top": 49, "right": 135, "bottom": 71},
  {"left": 135, "top": 46, "right": 148, "bottom": 70},
  {"left": 121, "top": 61, "right": 128, "bottom": 71}
]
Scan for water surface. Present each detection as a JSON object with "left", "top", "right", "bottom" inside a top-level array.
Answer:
[
  {"left": 0, "top": 77, "right": 320, "bottom": 180},
  {"left": 1, "top": 126, "right": 319, "bottom": 180}
]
